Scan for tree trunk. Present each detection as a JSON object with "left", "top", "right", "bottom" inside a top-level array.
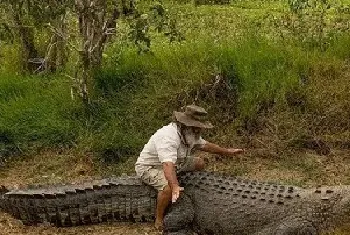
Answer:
[
  {"left": 56, "top": 18, "right": 67, "bottom": 69},
  {"left": 74, "top": 0, "right": 120, "bottom": 105},
  {"left": 12, "top": 10, "right": 38, "bottom": 73},
  {"left": 47, "top": 15, "right": 67, "bottom": 73}
]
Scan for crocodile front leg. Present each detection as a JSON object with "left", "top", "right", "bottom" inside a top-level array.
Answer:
[
  {"left": 255, "top": 217, "right": 318, "bottom": 235},
  {"left": 163, "top": 193, "right": 194, "bottom": 235},
  {"left": 275, "top": 219, "right": 318, "bottom": 235}
]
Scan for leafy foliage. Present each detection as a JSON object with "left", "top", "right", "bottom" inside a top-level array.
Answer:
[
  {"left": 25, "top": 0, "right": 71, "bottom": 27},
  {"left": 128, "top": 1, "right": 184, "bottom": 54},
  {"left": 258, "top": 0, "right": 348, "bottom": 50},
  {"left": 0, "top": 23, "right": 14, "bottom": 43}
]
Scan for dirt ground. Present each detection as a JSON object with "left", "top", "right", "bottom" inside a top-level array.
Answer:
[{"left": 1, "top": 150, "right": 350, "bottom": 234}]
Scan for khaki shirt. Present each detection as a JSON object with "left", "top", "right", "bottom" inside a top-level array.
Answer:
[{"left": 135, "top": 122, "right": 206, "bottom": 168}]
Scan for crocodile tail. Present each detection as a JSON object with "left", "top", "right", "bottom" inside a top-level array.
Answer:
[{"left": 1, "top": 178, "right": 157, "bottom": 226}]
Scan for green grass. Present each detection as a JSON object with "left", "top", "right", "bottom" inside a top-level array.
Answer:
[
  {"left": 0, "top": 74, "right": 80, "bottom": 149},
  {"left": 0, "top": 44, "right": 22, "bottom": 75},
  {"left": 90, "top": 36, "right": 334, "bottom": 154},
  {"left": 216, "top": 38, "right": 302, "bottom": 121},
  {"left": 0, "top": 0, "right": 349, "bottom": 163},
  {"left": 1, "top": 32, "right": 349, "bottom": 158}
]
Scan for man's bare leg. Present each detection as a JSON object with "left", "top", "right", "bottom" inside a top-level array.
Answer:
[
  {"left": 154, "top": 158, "right": 204, "bottom": 229},
  {"left": 155, "top": 185, "right": 172, "bottom": 229}
]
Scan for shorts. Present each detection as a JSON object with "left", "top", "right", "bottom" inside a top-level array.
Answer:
[{"left": 135, "top": 157, "right": 198, "bottom": 191}]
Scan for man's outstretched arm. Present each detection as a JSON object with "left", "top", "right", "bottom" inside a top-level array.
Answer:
[{"left": 198, "top": 141, "right": 244, "bottom": 157}]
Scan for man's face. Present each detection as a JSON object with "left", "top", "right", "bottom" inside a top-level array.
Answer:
[
  {"left": 190, "top": 126, "right": 202, "bottom": 138},
  {"left": 183, "top": 126, "right": 202, "bottom": 146}
]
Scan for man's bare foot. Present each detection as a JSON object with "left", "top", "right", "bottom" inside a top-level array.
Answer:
[{"left": 154, "top": 220, "right": 163, "bottom": 231}]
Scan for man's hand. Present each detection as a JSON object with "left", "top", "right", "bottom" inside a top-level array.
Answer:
[
  {"left": 199, "top": 142, "right": 245, "bottom": 157},
  {"left": 171, "top": 184, "right": 184, "bottom": 203},
  {"left": 225, "top": 148, "right": 244, "bottom": 156}
]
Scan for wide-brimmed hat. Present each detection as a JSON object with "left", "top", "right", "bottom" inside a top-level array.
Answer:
[{"left": 174, "top": 105, "right": 214, "bottom": 129}]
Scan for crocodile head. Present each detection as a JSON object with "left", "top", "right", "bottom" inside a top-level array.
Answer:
[
  {"left": 336, "top": 188, "right": 350, "bottom": 218},
  {"left": 318, "top": 185, "right": 350, "bottom": 230}
]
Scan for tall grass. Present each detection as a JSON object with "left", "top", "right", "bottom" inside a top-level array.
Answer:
[
  {"left": 217, "top": 38, "right": 303, "bottom": 123},
  {"left": 3, "top": 32, "right": 347, "bottom": 157},
  {"left": 0, "top": 74, "right": 79, "bottom": 150},
  {"left": 78, "top": 36, "right": 310, "bottom": 156},
  {"left": 0, "top": 0, "right": 349, "bottom": 159}
]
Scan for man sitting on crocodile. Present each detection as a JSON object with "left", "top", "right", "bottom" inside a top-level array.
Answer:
[{"left": 135, "top": 105, "right": 244, "bottom": 230}]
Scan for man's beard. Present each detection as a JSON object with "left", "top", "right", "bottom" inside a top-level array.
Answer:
[{"left": 183, "top": 128, "right": 200, "bottom": 148}]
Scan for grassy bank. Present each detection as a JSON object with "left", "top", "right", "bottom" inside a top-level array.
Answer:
[
  {"left": 0, "top": 0, "right": 349, "bottom": 166},
  {"left": 1, "top": 34, "right": 350, "bottom": 161}
]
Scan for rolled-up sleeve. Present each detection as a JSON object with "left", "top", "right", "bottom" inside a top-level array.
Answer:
[{"left": 154, "top": 135, "right": 179, "bottom": 164}]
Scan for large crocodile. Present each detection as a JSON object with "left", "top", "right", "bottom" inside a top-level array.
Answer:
[{"left": 1, "top": 171, "right": 350, "bottom": 235}]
